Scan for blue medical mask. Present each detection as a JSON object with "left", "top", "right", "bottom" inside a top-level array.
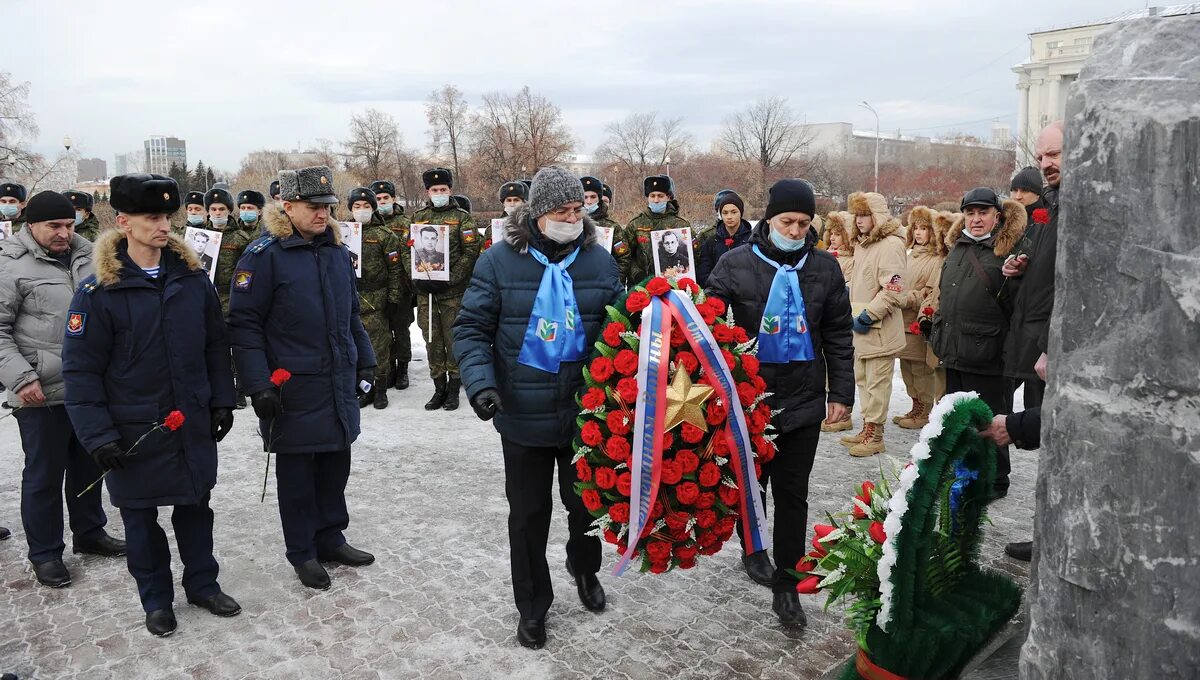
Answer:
[
  {"left": 0, "top": 204, "right": 18, "bottom": 218},
  {"left": 210, "top": 216, "right": 229, "bottom": 228},
  {"left": 431, "top": 194, "right": 450, "bottom": 208},
  {"left": 648, "top": 200, "right": 667, "bottom": 214},
  {"left": 186, "top": 213, "right": 205, "bottom": 226},
  {"left": 240, "top": 210, "right": 259, "bottom": 224},
  {"left": 377, "top": 202, "right": 394, "bottom": 215},
  {"left": 74, "top": 211, "right": 84, "bottom": 226},
  {"left": 769, "top": 228, "right": 807, "bottom": 252},
  {"left": 584, "top": 202, "right": 599, "bottom": 214}
]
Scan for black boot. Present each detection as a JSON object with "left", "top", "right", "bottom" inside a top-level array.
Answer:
[
  {"left": 394, "top": 362, "right": 410, "bottom": 390},
  {"left": 373, "top": 380, "right": 389, "bottom": 409},
  {"left": 358, "top": 386, "right": 374, "bottom": 409},
  {"left": 424, "top": 375, "right": 448, "bottom": 411},
  {"left": 145, "top": 608, "right": 177, "bottom": 637},
  {"left": 566, "top": 559, "right": 606, "bottom": 612},
  {"left": 516, "top": 618, "right": 546, "bottom": 649},
  {"left": 772, "top": 592, "right": 807, "bottom": 625},
  {"left": 32, "top": 559, "right": 72, "bottom": 588},
  {"left": 1004, "top": 541, "right": 1033, "bottom": 562},
  {"left": 442, "top": 376, "right": 461, "bottom": 411},
  {"left": 0, "top": 526, "right": 10, "bottom": 540},
  {"left": 741, "top": 550, "right": 775, "bottom": 588}
]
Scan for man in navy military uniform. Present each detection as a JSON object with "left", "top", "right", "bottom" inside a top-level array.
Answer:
[
  {"left": 228, "top": 165, "right": 377, "bottom": 591},
  {"left": 62, "top": 173, "right": 241, "bottom": 637}
]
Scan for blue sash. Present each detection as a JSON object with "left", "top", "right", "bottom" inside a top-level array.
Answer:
[
  {"left": 517, "top": 246, "right": 586, "bottom": 373},
  {"left": 751, "top": 245, "right": 815, "bottom": 364}
]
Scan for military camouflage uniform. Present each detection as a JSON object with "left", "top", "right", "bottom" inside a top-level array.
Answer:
[
  {"left": 211, "top": 218, "right": 259, "bottom": 315},
  {"left": 74, "top": 212, "right": 102, "bottom": 242},
  {"left": 591, "top": 202, "right": 630, "bottom": 285},
  {"left": 357, "top": 214, "right": 403, "bottom": 382},
  {"left": 619, "top": 200, "right": 696, "bottom": 286},
  {"left": 381, "top": 208, "right": 415, "bottom": 368},
  {"left": 406, "top": 203, "right": 480, "bottom": 379}
]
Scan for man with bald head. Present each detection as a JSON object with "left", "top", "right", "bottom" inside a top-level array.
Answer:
[{"left": 1000, "top": 120, "right": 1063, "bottom": 562}]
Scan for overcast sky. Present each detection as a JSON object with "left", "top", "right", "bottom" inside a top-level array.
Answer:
[{"left": 6, "top": 0, "right": 1137, "bottom": 173}]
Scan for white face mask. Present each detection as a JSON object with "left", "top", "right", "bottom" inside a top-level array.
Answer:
[
  {"left": 431, "top": 194, "right": 450, "bottom": 208},
  {"left": 543, "top": 218, "right": 583, "bottom": 244},
  {"left": 210, "top": 216, "right": 228, "bottom": 227},
  {"left": 504, "top": 205, "right": 519, "bottom": 216},
  {"left": 74, "top": 211, "right": 84, "bottom": 226},
  {"left": 352, "top": 208, "right": 374, "bottom": 224}
]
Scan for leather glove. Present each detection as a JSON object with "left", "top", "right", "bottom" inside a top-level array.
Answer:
[
  {"left": 250, "top": 388, "right": 282, "bottom": 420},
  {"left": 471, "top": 388, "right": 504, "bottom": 421},
  {"left": 919, "top": 319, "right": 933, "bottom": 340},
  {"left": 851, "top": 310, "right": 874, "bottom": 334},
  {"left": 211, "top": 407, "right": 234, "bottom": 442},
  {"left": 92, "top": 442, "right": 126, "bottom": 471}
]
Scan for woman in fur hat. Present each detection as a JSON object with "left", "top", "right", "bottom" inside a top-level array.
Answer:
[{"left": 891, "top": 206, "right": 946, "bottom": 429}]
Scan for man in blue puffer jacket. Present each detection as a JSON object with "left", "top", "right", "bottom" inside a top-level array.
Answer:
[{"left": 454, "top": 166, "right": 623, "bottom": 651}]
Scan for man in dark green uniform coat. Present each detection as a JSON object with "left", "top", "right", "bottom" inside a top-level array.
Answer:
[
  {"left": 619, "top": 175, "right": 697, "bottom": 285},
  {"left": 406, "top": 168, "right": 479, "bottom": 411},
  {"left": 370, "top": 180, "right": 413, "bottom": 390},
  {"left": 348, "top": 187, "right": 402, "bottom": 409},
  {"left": 1, "top": 182, "right": 27, "bottom": 234},
  {"left": 179, "top": 191, "right": 205, "bottom": 237},
  {"left": 63, "top": 190, "right": 102, "bottom": 242},
  {"left": 580, "top": 176, "right": 628, "bottom": 277}
]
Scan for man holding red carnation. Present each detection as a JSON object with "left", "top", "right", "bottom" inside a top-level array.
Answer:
[
  {"left": 63, "top": 174, "right": 241, "bottom": 637},
  {"left": 706, "top": 178, "right": 854, "bottom": 625},
  {"left": 454, "top": 166, "right": 623, "bottom": 650}
]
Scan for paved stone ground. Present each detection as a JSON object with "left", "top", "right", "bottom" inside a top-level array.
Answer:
[{"left": 0, "top": 331, "right": 1035, "bottom": 679}]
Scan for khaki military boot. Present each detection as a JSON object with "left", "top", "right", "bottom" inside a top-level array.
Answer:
[
  {"left": 892, "top": 399, "right": 919, "bottom": 424},
  {"left": 822, "top": 417, "right": 854, "bottom": 433},
  {"left": 840, "top": 423, "right": 866, "bottom": 446},
  {"left": 849, "top": 422, "right": 886, "bottom": 457},
  {"left": 897, "top": 399, "right": 929, "bottom": 430}
]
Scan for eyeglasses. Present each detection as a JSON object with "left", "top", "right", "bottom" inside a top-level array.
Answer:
[{"left": 547, "top": 206, "right": 584, "bottom": 219}]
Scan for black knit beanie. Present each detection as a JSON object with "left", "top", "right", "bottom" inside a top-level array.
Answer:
[
  {"left": 762, "top": 179, "right": 816, "bottom": 223},
  {"left": 23, "top": 191, "right": 76, "bottom": 223}
]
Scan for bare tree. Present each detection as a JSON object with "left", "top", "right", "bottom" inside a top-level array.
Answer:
[
  {"left": 425, "top": 84, "right": 469, "bottom": 183},
  {"left": 0, "top": 72, "right": 41, "bottom": 179},
  {"left": 345, "top": 108, "right": 400, "bottom": 181},
  {"left": 467, "top": 86, "right": 574, "bottom": 195},
  {"left": 719, "top": 96, "right": 820, "bottom": 200},
  {"left": 596, "top": 112, "right": 693, "bottom": 180}
]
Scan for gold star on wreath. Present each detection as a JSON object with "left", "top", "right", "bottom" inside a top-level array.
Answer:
[{"left": 662, "top": 367, "right": 714, "bottom": 433}]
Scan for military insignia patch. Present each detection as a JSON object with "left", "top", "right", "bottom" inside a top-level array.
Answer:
[
  {"left": 66, "top": 311, "right": 87, "bottom": 337},
  {"left": 462, "top": 231, "right": 477, "bottom": 244},
  {"left": 387, "top": 250, "right": 400, "bottom": 264},
  {"left": 233, "top": 270, "right": 253, "bottom": 291},
  {"left": 613, "top": 241, "right": 629, "bottom": 256},
  {"left": 536, "top": 318, "right": 558, "bottom": 342}
]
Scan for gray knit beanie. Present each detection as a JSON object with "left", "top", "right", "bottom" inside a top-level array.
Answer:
[{"left": 527, "top": 166, "right": 584, "bottom": 219}]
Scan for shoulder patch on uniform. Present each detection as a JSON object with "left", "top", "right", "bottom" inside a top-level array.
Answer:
[
  {"left": 462, "top": 230, "right": 477, "bottom": 244},
  {"left": 613, "top": 241, "right": 629, "bottom": 256},
  {"left": 247, "top": 235, "right": 278, "bottom": 255},
  {"left": 233, "top": 270, "right": 254, "bottom": 291},
  {"left": 77, "top": 275, "right": 100, "bottom": 295},
  {"left": 66, "top": 311, "right": 87, "bottom": 337},
  {"left": 387, "top": 250, "right": 400, "bottom": 264}
]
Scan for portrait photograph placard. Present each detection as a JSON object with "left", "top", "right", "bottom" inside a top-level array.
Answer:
[
  {"left": 0, "top": 221, "right": 12, "bottom": 241},
  {"left": 183, "top": 226, "right": 223, "bottom": 282},
  {"left": 650, "top": 227, "right": 695, "bottom": 280},
  {"left": 340, "top": 221, "right": 364, "bottom": 278},
  {"left": 411, "top": 223, "right": 450, "bottom": 282},
  {"left": 595, "top": 225, "right": 614, "bottom": 253},
  {"left": 490, "top": 218, "right": 506, "bottom": 244}
]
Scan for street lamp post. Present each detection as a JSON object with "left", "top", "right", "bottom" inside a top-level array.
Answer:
[
  {"left": 665, "top": 155, "right": 672, "bottom": 177},
  {"left": 63, "top": 136, "right": 73, "bottom": 152},
  {"left": 859, "top": 101, "right": 879, "bottom": 193}
]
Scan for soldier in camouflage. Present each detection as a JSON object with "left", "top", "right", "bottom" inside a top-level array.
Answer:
[
  {"left": 179, "top": 191, "right": 205, "bottom": 237},
  {"left": 407, "top": 168, "right": 480, "bottom": 411},
  {"left": 212, "top": 189, "right": 261, "bottom": 407},
  {"left": 580, "top": 175, "right": 629, "bottom": 280},
  {"left": 1, "top": 182, "right": 27, "bottom": 234},
  {"left": 370, "top": 180, "right": 414, "bottom": 391},
  {"left": 348, "top": 187, "right": 402, "bottom": 409},
  {"left": 619, "top": 175, "right": 705, "bottom": 286},
  {"left": 63, "top": 190, "right": 102, "bottom": 242}
]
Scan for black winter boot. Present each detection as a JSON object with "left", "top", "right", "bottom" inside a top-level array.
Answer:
[
  {"left": 395, "top": 362, "right": 410, "bottom": 390},
  {"left": 424, "top": 375, "right": 448, "bottom": 411},
  {"left": 442, "top": 377, "right": 461, "bottom": 411},
  {"left": 373, "top": 379, "right": 389, "bottom": 410}
]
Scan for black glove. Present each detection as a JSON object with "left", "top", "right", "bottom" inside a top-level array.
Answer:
[
  {"left": 250, "top": 388, "right": 282, "bottom": 420},
  {"left": 356, "top": 367, "right": 376, "bottom": 393},
  {"left": 211, "top": 407, "right": 234, "bottom": 442},
  {"left": 919, "top": 319, "right": 932, "bottom": 340},
  {"left": 92, "top": 442, "right": 126, "bottom": 471},
  {"left": 385, "top": 302, "right": 398, "bottom": 318},
  {"left": 471, "top": 388, "right": 503, "bottom": 421}
]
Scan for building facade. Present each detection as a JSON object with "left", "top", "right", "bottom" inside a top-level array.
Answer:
[
  {"left": 76, "top": 157, "right": 107, "bottom": 182},
  {"left": 143, "top": 135, "right": 187, "bottom": 175}
]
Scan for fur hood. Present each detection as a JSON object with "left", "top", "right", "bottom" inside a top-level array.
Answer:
[
  {"left": 945, "top": 199, "right": 1027, "bottom": 257},
  {"left": 263, "top": 206, "right": 344, "bottom": 245},
  {"left": 905, "top": 206, "right": 936, "bottom": 248},
  {"left": 847, "top": 204, "right": 902, "bottom": 246},
  {"left": 931, "top": 211, "right": 958, "bottom": 257},
  {"left": 822, "top": 211, "right": 854, "bottom": 254},
  {"left": 501, "top": 205, "right": 598, "bottom": 253},
  {"left": 93, "top": 228, "right": 202, "bottom": 286}
]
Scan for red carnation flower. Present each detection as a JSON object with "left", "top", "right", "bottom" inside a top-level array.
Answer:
[
  {"left": 582, "top": 489, "right": 602, "bottom": 512},
  {"left": 163, "top": 410, "right": 186, "bottom": 431},
  {"left": 705, "top": 400, "right": 727, "bottom": 426},
  {"left": 921, "top": 306, "right": 935, "bottom": 317},
  {"left": 661, "top": 459, "right": 683, "bottom": 485},
  {"left": 605, "top": 436, "right": 631, "bottom": 463},
  {"left": 650, "top": 500, "right": 665, "bottom": 520},
  {"left": 861, "top": 481, "right": 876, "bottom": 500},
  {"left": 713, "top": 430, "right": 731, "bottom": 457},
  {"left": 674, "top": 449, "right": 699, "bottom": 474},
  {"left": 713, "top": 324, "right": 736, "bottom": 343},
  {"left": 581, "top": 387, "right": 607, "bottom": 411},
  {"left": 580, "top": 421, "right": 603, "bottom": 447},
  {"left": 617, "top": 471, "right": 632, "bottom": 496},
  {"left": 796, "top": 575, "right": 822, "bottom": 594},
  {"left": 603, "top": 528, "right": 619, "bottom": 544},
  {"left": 483, "top": 238, "right": 492, "bottom": 249},
  {"left": 575, "top": 458, "right": 592, "bottom": 482},
  {"left": 609, "top": 502, "right": 630, "bottom": 523},
  {"left": 1032, "top": 207, "right": 1050, "bottom": 224},
  {"left": 718, "top": 484, "right": 739, "bottom": 507},
  {"left": 406, "top": 239, "right": 415, "bottom": 247},
  {"left": 675, "top": 351, "right": 699, "bottom": 374},
  {"left": 676, "top": 481, "right": 700, "bottom": 505},
  {"left": 646, "top": 540, "right": 673, "bottom": 563},
  {"left": 695, "top": 491, "right": 715, "bottom": 509},
  {"left": 625, "top": 291, "right": 650, "bottom": 313},
  {"left": 733, "top": 326, "right": 749, "bottom": 343},
  {"left": 606, "top": 410, "right": 632, "bottom": 436},
  {"left": 722, "top": 349, "right": 738, "bottom": 371},
  {"left": 751, "top": 374, "right": 766, "bottom": 392},
  {"left": 649, "top": 560, "right": 670, "bottom": 574},
  {"left": 677, "top": 278, "right": 699, "bottom": 294},
  {"left": 661, "top": 431, "right": 674, "bottom": 450},
  {"left": 795, "top": 557, "right": 817, "bottom": 573},
  {"left": 680, "top": 422, "right": 705, "bottom": 445},
  {"left": 853, "top": 495, "right": 869, "bottom": 519},
  {"left": 698, "top": 462, "right": 721, "bottom": 487},
  {"left": 602, "top": 322, "right": 625, "bottom": 347},
  {"left": 614, "top": 349, "right": 639, "bottom": 376},
  {"left": 675, "top": 544, "right": 699, "bottom": 561},
  {"left": 749, "top": 408, "right": 769, "bottom": 434},
  {"left": 665, "top": 511, "right": 689, "bottom": 534},
  {"left": 698, "top": 305, "right": 717, "bottom": 325},
  {"left": 724, "top": 238, "right": 734, "bottom": 247},
  {"left": 736, "top": 382, "right": 757, "bottom": 407},
  {"left": 594, "top": 466, "right": 618, "bottom": 490},
  {"left": 616, "top": 377, "right": 638, "bottom": 404},
  {"left": 645, "top": 277, "right": 671, "bottom": 296},
  {"left": 590, "top": 356, "right": 615, "bottom": 382},
  {"left": 752, "top": 434, "right": 774, "bottom": 458},
  {"left": 706, "top": 297, "right": 727, "bottom": 315},
  {"left": 270, "top": 368, "right": 292, "bottom": 387},
  {"left": 869, "top": 521, "right": 887, "bottom": 544},
  {"left": 638, "top": 235, "right": 649, "bottom": 244},
  {"left": 696, "top": 508, "right": 718, "bottom": 529},
  {"left": 908, "top": 320, "right": 921, "bottom": 335}
]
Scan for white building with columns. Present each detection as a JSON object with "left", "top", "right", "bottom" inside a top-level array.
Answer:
[{"left": 1012, "top": 4, "right": 1199, "bottom": 164}]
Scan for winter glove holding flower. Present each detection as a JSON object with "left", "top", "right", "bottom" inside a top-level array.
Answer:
[
  {"left": 851, "top": 310, "right": 874, "bottom": 334},
  {"left": 250, "top": 388, "right": 282, "bottom": 421},
  {"left": 210, "top": 408, "right": 234, "bottom": 442},
  {"left": 91, "top": 442, "right": 126, "bottom": 471},
  {"left": 470, "top": 388, "right": 504, "bottom": 421}
]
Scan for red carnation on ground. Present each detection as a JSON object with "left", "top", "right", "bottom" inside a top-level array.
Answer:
[
  {"left": 680, "top": 422, "right": 705, "bottom": 444},
  {"left": 581, "top": 421, "right": 603, "bottom": 447},
  {"left": 609, "top": 502, "right": 630, "bottom": 523},
  {"left": 614, "top": 349, "right": 639, "bottom": 376},
  {"left": 270, "top": 368, "right": 292, "bottom": 387},
  {"left": 796, "top": 575, "right": 822, "bottom": 594},
  {"left": 575, "top": 458, "right": 593, "bottom": 482},
  {"left": 590, "top": 356, "right": 615, "bottom": 382},
  {"left": 675, "top": 544, "right": 699, "bottom": 561},
  {"left": 605, "top": 436, "right": 631, "bottom": 463},
  {"left": 581, "top": 387, "right": 606, "bottom": 411},
  {"left": 163, "top": 410, "right": 186, "bottom": 431},
  {"left": 645, "top": 277, "right": 671, "bottom": 296},
  {"left": 675, "top": 351, "right": 699, "bottom": 374},
  {"left": 606, "top": 410, "right": 632, "bottom": 436},
  {"left": 676, "top": 482, "right": 700, "bottom": 505},
  {"left": 616, "top": 377, "right": 638, "bottom": 404},
  {"left": 1032, "top": 207, "right": 1050, "bottom": 224},
  {"left": 649, "top": 560, "right": 670, "bottom": 574},
  {"left": 602, "top": 322, "right": 625, "bottom": 347},
  {"left": 594, "top": 467, "right": 618, "bottom": 490},
  {"left": 625, "top": 291, "right": 650, "bottom": 313},
  {"left": 674, "top": 449, "right": 699, "bottom": 474},
  {"left": 582, "top": 489, "right": 603, "bottom": 512}
]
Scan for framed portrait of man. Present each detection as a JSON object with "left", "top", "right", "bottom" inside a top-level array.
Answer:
[
  {"left": 339, "top": 221, "right": 364, "bottom": 278},
  {"left": 0, "top": 221, "right": 12, "bottom": 241},
  {"left": 411, "top": 223, "right": 450, "bottom": 282},
  {"left": 650, "top": 227, "right": 694, "bottom": 280},
  {"left": 183, "top": 226, "right": 222, "bottom": 282},
  {"left": 490, "top": 218, "right": 506, "bottom": 244},
  {"left": 595, "top": 225, "right": 615, "bottom": 253}
]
